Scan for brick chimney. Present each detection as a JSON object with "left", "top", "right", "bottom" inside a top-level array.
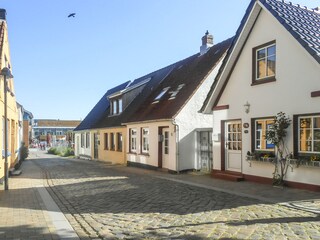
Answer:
[
  {"left": 200, "top": 30, "right": 213, "bottom": 55},
  {"left": 0, "top": 9, "right": 6, "bottom": 20}
]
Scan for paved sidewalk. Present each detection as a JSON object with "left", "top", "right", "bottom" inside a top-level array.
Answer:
[{"left": 0, "top": 156, "right": 79, "bottom": 240}]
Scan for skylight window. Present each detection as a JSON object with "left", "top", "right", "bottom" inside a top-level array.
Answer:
[
  {"left": 168, "top": 84, "right": 185, "bottom": 100},
  {"left": 154, "top": 87, "right": 170, "bottom": 102}
]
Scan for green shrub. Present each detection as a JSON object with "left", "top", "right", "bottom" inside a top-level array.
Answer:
[
  {"left": 62, "top": 147, "right": 74, "bottom": 157},
  {"left": 48, "top": 146, "right": 74, "bottom": 157},
  {"left": 48, "top": 147, "right": 58, "bottom": 155}
]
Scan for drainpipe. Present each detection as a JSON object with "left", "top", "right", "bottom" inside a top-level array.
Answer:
[{"left": 172, "top": 119, "right": 180, "bottom": 174}]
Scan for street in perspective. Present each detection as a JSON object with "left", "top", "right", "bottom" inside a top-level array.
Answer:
[{"left": 0, "top": 149, "right": 319, "bottom": 240}]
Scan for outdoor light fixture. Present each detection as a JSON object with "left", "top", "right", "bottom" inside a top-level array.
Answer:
[
  {"left": 244, "top": 101, "right": 250, "bottom": 114},
  {"left": 1, "top": 67, "right": 13, "bottom": 191}
]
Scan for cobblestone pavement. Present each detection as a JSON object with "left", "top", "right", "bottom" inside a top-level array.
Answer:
[{"left": 32, "top": 153, "right": 320, "bottom": 240}]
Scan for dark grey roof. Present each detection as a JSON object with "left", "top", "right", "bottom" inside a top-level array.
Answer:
[
  {"left": 94, "top": 63, "right": 177, "bottom": 128},
  {"left": 261, "top": 0, "right": 320, "bottom": 63},
  {"left": 74, "top": 81, "right": 130, "bottom": 131},
  {"left": 128, "top": 38, "right": 233, "bottom": 123}
]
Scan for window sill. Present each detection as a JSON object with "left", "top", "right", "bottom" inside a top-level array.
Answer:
[
  {"left": 251, "top": 77, "right": 276, "bottom": 86},
  {"left": 246, "top": 155, "right": 275, "bottom": 167},
  {"left": 140, "top": 152, "right": 150, "bottom": 156}
]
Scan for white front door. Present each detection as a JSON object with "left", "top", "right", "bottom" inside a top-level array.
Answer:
[
  {"left": 225, "top": 121, "right": 242, "bottom": 172},
  {"left": 162, "top": 128, "right": 170, "bottom": 169}
]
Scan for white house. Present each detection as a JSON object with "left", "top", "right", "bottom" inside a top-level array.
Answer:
[
  {"left": 201, "top": 0, "right": 320, "bottom": 190},
  {"left": 125, "top": 34, "right": 232, "bottom": 172}
]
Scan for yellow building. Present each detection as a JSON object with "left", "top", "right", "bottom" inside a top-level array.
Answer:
[{"left": 0, "top": 9, "right": 19, "bottom": 184}]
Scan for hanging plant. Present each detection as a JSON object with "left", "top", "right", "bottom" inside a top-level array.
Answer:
[{"left": 265, "top": 112, "right": 291, "bottom": 186}]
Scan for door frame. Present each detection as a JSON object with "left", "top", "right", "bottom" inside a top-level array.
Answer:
[
  {"left": 93, "top": 133, "right": 99, "bottom": 159},
  {"left": 197, "top": 130, "right": 213, "bottom": 172},
  {"left": 221, "top": 119, "right": 242, "bottom": 173},
  {"left": 158, "top": 126, "right": 169, "bottom": 168}
]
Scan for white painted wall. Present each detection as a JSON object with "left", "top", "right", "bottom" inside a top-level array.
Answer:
[
  {"left": 212, "top": 10, "right": 320, "bottom": 185},
  {"left": 74, "top": 131, "right": 92, "bottom": 159},
  {"left": 175, "top": 61, "right": 223, "bottom": 171}
]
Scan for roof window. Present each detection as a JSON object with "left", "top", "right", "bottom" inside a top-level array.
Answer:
[
  {"left": 153, "top": 87, "right": 170, "bottom": 102},
  {"left": 169, "top": 84, "right": 185, "bottom": 100}
]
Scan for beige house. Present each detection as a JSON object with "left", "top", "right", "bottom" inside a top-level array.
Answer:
[
  {"left": 0, "top": 9, "right": 19, "bottom": 182},
  {"left": 201, "top": 0, "right": 320, "bottom": 190}
]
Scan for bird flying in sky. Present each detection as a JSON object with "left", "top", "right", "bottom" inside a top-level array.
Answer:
[{"left": 68, "top": 13, "right": 76, "bottom": 18}]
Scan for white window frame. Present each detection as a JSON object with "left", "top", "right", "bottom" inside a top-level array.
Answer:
[
  {"left": 255, "top": 43, "right": 276, "bottom": 80},
  {"left": 298, "top": 115, "right": 320, "bottom": 154},
  {"left": 142, "top": 128, "right": 149, "bottom": 153},
  {"left": 111, "top": 98, "right": 123, "bottom": 115},
  {"left": 254, "top": 118, "right": 275, "bottom": 151},
  {"left": 81, "top": 133, "right": 85, "bottom": 148},
  {"left": 85, "top": 132, "right": 90, "bottom": 148},
  {"left": 130, "top": 129, "right": 137, "bottom": 153}
]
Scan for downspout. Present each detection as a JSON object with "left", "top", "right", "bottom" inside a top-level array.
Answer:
[{"left": 172, "top": 119, "right": 180, "bottom": 174}]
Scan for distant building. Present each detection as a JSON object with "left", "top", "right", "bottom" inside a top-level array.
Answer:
[
  {"left": 23, "top": 109, "right": 34, "bottom": 148},
  {"left": 33, "top": 119, "right": 81, "bottom": 146}
]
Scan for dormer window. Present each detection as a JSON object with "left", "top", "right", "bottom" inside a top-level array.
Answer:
[
  {"left": 154, "top": 87, "right": 170, "bottom": 102},
  {"left": 252, "top": 40, "right": 276, "bottom": 85},
  {"left": 110, "top": 98, "right": 123, "bottom": 115}
]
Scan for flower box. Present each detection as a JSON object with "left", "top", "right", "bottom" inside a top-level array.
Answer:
[
  {"left": 288, "top": 158, "right": 320, "bottom": 168},
  {"left": 246, "top": 155, "right": 274, "bottom": 167}
]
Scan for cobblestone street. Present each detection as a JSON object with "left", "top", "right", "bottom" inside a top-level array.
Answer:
[{"left": 29, "top": 151, "right": 320, "bottom": 240}]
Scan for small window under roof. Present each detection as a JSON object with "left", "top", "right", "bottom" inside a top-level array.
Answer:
[
  {"left": 168, "top": 84, "right": 185, "bottom": 100},
  {"left": 154, "top": 87, "right": 170, "bottom": 102}
]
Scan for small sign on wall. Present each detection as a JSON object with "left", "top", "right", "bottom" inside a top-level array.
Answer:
[{"left": 212, "top": 133, "right": 221, "bottom": 142}]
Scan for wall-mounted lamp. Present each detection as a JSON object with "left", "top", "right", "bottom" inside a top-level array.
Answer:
[{"left": 244, "top": 101, "right": 250, "bottom": 114}]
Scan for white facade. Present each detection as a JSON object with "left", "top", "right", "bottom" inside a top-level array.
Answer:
[
  {"left": 207, "top": 4, "right": 320, "bottom": 187},
  {"left": 74, "top": 131, "right": 92, "bottom": 159},
  {"left": 175, "top": 61, "right": 222, "bottom": 171}
]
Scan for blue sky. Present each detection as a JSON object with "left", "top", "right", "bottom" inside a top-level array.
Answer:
[{"left": 2, "top": 0, "right": 319, "bottom": 120}]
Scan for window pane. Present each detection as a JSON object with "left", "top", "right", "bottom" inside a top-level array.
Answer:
[
  {"left": 257, "top": 49, "right": 266, "bottom": 59},
  {"left": 314, "top": 117, "right": 320, "bottom": 128},
  {"left": 314, "top": 141, "right": 320, "bottom": 152},
  {"left": 300, "top": 129, "right": 312, "bottom": 142},
  {"left": 314, "top": 129, "right": 320, "bottom": 140},
  {"left": 118, "top": 99, "right": 123, "bottom": 113},
  {"left": 267, "top": 55, "right": 276, "bottom": 76},
  {"left": 300, "top": 140, "right": 312, "bottom": 152},
  {"left": 300, "top": 118, "right": 311, "bottom": 128},
  {"left": 267, "top": 45, "right": 276, "bottom": 56},
  {"left": 257, "top": 59, "right": 266, "bottom": 78}
]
